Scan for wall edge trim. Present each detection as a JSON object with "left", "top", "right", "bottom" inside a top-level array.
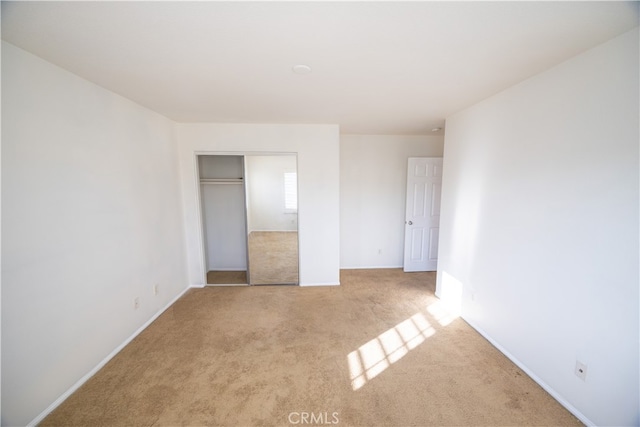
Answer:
[
  {"left": 299, "top": 282, "right": 340, "bottom": 287},
  {"left": 340, "top": 265, "right": 403, "bottom": 270}
]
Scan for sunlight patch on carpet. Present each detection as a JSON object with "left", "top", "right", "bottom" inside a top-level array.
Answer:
[
  {"left": 347, "top": 313, "right": 435, "bottom": 391},
  {"left": 426, "top": 299, "right": 459, "bottom": 326}
]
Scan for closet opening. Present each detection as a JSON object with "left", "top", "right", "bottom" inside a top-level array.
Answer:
[
  {"left": 197, "top": 153, "right": 299, "bottom": 286},
  {"left": 198, "top": 155, "right": 248, "bottom": 285}
]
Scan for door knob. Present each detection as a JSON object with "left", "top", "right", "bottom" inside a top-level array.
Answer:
[{"left": 407, "top": 221, "right": 413, "bottom": 225}]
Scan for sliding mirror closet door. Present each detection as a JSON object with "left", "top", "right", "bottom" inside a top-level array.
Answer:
[
  {"left": 245, "top": 155, "right": 299, "bottom": 285},
  {"left": 199, "top": 155, "right": 248, "bottom": 285}
]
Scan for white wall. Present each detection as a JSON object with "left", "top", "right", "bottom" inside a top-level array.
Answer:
[
  {"left": 245, "top": 155, "right": 298, "bottom": 232},
  {"left": 437, "top": 29, "right": 639, "bottom": 426},
  {"left": 1, "top": 42, "right": 188, "bottom": 426},
  {"left": 340, "top": 135, "right": 444, "bottom": 268},
  {"left": 176, "top": 124, "right": 340, "bottom": 286}
]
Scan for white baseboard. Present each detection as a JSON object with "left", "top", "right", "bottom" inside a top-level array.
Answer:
[
  {"left": 28, "top": 285, "right": 193, "bottom": 427},
  {"left": 462, "top": 316, "right": 594, "bottom": 427},
  {"left": 248, "top": 229, "right": 297, "bottom": 233},
  {"left": 300, "top": 282, "right": 340, "bottom": 287},
  {"left": 340, "top": 265, "right": 403, "bottom": 270}
]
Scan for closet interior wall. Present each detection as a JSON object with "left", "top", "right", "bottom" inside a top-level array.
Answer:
[{"left": 198, "top": 155, "right": 248, "bottom": 281}]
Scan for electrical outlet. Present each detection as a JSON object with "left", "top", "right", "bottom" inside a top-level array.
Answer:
[
  {"left": 153, "top": 284, "right": 159, "bottom": 296},
  {"left": 575, "top": 360, "right": 587, "bottom": 381},
  {"left": 134, "top": 297, "right": 140, "bottom": 310}
]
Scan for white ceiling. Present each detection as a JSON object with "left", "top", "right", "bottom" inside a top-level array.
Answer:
[{"left": 2, "top": 1, "right": 638, "bottom": 135}]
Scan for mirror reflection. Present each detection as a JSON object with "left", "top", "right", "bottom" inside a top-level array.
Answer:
[{"left": 245, "top": 155, "right": 299, "bottom": 285}]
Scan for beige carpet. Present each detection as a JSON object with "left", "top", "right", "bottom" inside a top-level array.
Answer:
[
  {"left": 42, "top": 269, "right": 581, "bottom": 426},
  {"left": 247, "top": 231, "right": 298, "bottom": 285}
]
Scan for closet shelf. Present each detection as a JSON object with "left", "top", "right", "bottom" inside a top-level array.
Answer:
[{"left": 200, "top": 178, "right": 243, "bottom": 185}]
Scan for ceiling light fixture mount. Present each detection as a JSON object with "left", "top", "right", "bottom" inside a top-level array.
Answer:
[{"left": 292, "top": 64, "right": 312, "bottom": 75}]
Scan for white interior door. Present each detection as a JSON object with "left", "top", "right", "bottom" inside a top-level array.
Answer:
[{"left": 403, "top": 157, "right": 443, "bottom": 272}]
